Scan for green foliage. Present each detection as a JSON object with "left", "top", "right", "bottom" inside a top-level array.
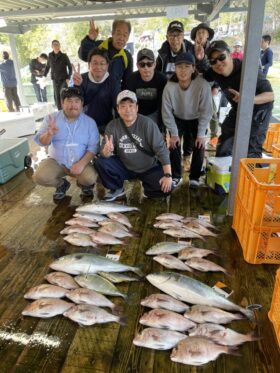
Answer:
[{"left": 0, "top": 33, "right": 8, "bottom": 45}]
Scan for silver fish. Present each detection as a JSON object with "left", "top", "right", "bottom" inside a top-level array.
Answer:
[
  {"left": 184, "top": 305, "right": 245, "bottom": 324},
  {"left": 183, "top": 222, "right": 218, "bottom": 237},
  {"left": 156, "top": 213, "right": 184, "bottom": 221},
  {"left": 73, "top": 212, "right": 107, "bottom": 222},
  {"left": 44, "top": 272, "right": 79, "bottom": 290},
  {"left": 98, "top": 224, "right": 133, "bottom": 238},
  {"left": 170, "top": 337, "right": 238, "bottom": 366},
  {"left": 133, "top": 327, "right": 187, "bottom": 350},
  {"left": 65, "top": 217, "right": 99, "bottom": 228},
  {"left": 65, "top": 288, "right": 115, "bottom": 309},
  {"left": 178, "top": 248, "right": 217, "bottom": 260},
  {"left": 64, "top": 304, "right": 124, "bottom": 326},
  {"left": 146, "top": 272, "right": 254, "bottom": 320},
  {"left": 76, "top": 202, "right": 139, "bottom": 215},
  {"left": 107, "top": 212, "right": 132, "bottom": 228},
  {"left": 146, "top": 241, "right": 191, "bottom": 256},
  {"left": 90, "top": 231, "right": 124, "bottom": 245},
  {"left": 99, "top": 219, "right": 129, "bottom": 232},
  {"left": 50, "top": 253, "right": 143, "bottom": 277},
  {"left": 188, "top": 323, "right": 260, "bottom": 346},
  {"left": 163, "top": 228, "right": 204, "bottom": 240},
  {"left": 75, "top": 274, "right": 126, "bottom": 298},
  {"left": 181, "top": 217, "right": 218, "bottom": 230},
  {"left": 22, "top": 298, "right": 73, "bottom": 318},
  {"left": 60, "top": 225, "right": 95, "bottom": 235},
  {"left": 153, "top": 254, "right": 193, "bottom": 272},
  {"left": 24, "top": 284, "right": 67, "bottom": 299},
  {"left": 141, "top": 293, "right": 189, "bottom": 313},
  {"left": 153, "top": 220, "right": 184, "bottom": 229},
  {"left": 98, "top": 272, "right": 139, "bottom": 283},
  {"left": 63, "top": 233, "right": 97, "bottom": 247},
  {"left": 139, "top": 308, "right": 196, "bottom": 332},
  {"left": 185, "top": 257, "right": 230, "bottom": 275}
]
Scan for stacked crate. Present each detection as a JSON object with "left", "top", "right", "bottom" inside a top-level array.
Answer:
[
  {"left": 232, "top": 158, "right": 280, "bottom": 264},
  {"left": 263, "top": 123, "right": 280, "bottom": 152},
  {"left": 272, "top": 144, "right": 280, "bottom": 158}
]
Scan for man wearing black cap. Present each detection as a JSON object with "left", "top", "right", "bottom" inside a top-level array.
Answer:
[
  {"left": 33, "top": 87, "right": 100, "bottom": 201},
  {"left": 156, "top": 20, "right": 194, "bottom": 80},
  {"left": 195, "top": 40, "right": 274, "bottom": 158},
  {"left": 124, "top": 48, "right": 167, "bottom": 129}
]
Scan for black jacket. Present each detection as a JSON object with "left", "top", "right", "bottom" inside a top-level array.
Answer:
[
  {"left": 29, "top": 58, "right": 46, "bottom": 84},
  {"left": 44, "top": 51, "right": 72, "bottom": 81}
]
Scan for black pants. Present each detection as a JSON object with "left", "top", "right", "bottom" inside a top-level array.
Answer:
[
  {"left": 33, "top": 82, "right": 47, "bottom": 102},
  {"left": 216, "top": 107, "right": 272, "bottom": 158},
  {"left": 3, "top": 86, "right": 21, "bottom": 112},
  {"left": 170, "top": 118, "right": 205, "bottom": 181},
  {"left": 53, "top": 80, "right": 67, "bottom": 110}
]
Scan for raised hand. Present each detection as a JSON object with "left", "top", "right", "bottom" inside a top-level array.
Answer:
[
  {"left": 47, "top": 115, "right": 58, "bottom": 136},
  {"left": 88, "top": 19, "right": 99, "bottom": 41},
  {"left": 228, "top": 88, "right": 240, "bottom": 103},
  {"left": 72, "top": 63, "right": 82, "bottom": 86},
  {"left": 103, "top": 134, "right": 114, "bottom": 156},
  {"left": 194, "top": 40, "right": 205, "bottom": 60}
]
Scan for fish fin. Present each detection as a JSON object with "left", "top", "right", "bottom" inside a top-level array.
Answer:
[
  {"left": 246, "top": 303, "right": 262, "bottom": 311},
  {"left": 131, "top": 267, "right": 145, "bottom": 278},
  {"left": 227, "top": 346, "right": 241, "bottom": 356}
]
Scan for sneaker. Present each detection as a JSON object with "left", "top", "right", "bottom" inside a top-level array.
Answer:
[
  {"left": 53, "top": 179, "right": 70, "bottom": 200},
  {"left": 172, "top": 177, "right": 183, "bottom": 188},
  {"left": 189, "top": 179, "right": 204, "bottom": 189},
  {"left": 103, "top": 187, "right": 126, "bottom": 202},
  {"left": 80, "top": 185, "right": 94, "bottom": 198}
]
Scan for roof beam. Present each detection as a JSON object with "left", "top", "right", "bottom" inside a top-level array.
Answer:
[{"left": 207, "top": 0, "right": 230, "bottom": 22}]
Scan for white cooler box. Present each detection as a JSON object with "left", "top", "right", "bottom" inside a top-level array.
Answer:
[{"left": 206, "top": 156, "right": 232, "bottom": 194}]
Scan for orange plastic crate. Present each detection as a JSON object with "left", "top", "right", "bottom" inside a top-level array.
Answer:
[
  {"left": 268, "top": 268, "right": 280, "bottom": 347},
  {"left": 272, "top": 144, "right": 280, "bottom": 158},
  {"left": 263, "top": 123, "right": 280, "bottom": 152},
  {"left": 233, "top": 196, "right": 280, "bottom": 264},
  {"left": 236, "top": 158, "right": 280, "bottom": 227}
]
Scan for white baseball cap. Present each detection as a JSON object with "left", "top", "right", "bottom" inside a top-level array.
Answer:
[
  {"left": 234, "top": 41, "right": 243, "bottom": 47},
  {"left": 117, "top": 90, "right": 137, "bottom": 105}
]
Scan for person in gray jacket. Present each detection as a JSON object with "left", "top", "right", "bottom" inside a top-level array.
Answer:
[
  {"left": 162, "top": 52, "right": 212, "bottom": 188},
  {"left": 0, "top": 51, "right": 21, "bottom": 112},
  {"left": 94, "top": 90, "right": 172, "bottom": 201}
]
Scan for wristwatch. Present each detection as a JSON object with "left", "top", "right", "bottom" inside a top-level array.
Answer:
[{"left": 164, "top": 173, "right": 172, "bottom": 178}]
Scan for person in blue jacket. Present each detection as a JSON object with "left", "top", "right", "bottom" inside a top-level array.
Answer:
[
  {"left": 0, "top": 51, "right": 21, "bottom": 112},
  {"left": 260, "top": 34, "right": 273, "bottom": 77},
  {"left": 78, "top": 19, "right": 133, "bottom": 87}
]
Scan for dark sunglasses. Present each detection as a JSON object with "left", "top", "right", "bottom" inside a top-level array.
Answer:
[
  {"left": 138, "top": 61, "right": 154, "bottom": 68},
  {"left": 209, "top": 53, "right": 227, "bottom": 65}
]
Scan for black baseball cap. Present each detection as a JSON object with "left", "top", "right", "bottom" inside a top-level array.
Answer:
[
  {"left": 167, "top": 20, "right": 184, "bottom": 33},
  {"left": 137, "top": 48, "right": 155, "bottom": 62},
  {"left": 175, "top": 52, "right": 195, "bottom": 65},
  {"left": 206, "top": 40, "right": 231, "bottom": 58},
  {"left": 60, "top": 87, "right": 83, "bottom": 101}
]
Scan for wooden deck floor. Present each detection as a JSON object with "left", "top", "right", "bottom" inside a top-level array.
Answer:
[{"left": 0, "top": 141, "right": 279, "bottom": 373}]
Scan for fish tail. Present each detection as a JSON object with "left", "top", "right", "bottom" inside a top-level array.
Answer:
[
  {"left": 132, "top": 267, "right": 145, "bottom": 277},
  {"left": 226, "top": 346, "right": 241, "bottom": 356},
  {"left": 111, "top": 304, "right": 123, "bottom": 315},
  {"left": 246, "top": 331, "right": 262, "bottom": 342},
  {"left": 118, "top": 316, "right": 127, "bottom": 326},
  {"left": 240, "top": 307, "right": 255, "bottom": 321}
]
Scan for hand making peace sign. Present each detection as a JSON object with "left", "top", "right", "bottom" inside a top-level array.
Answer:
[
  {"left": 88, "top": 19, "right": 99, "bottom": 41},
  {"left": 72, "top": 63, "right": 82, "bottom": 86},
  {"left": 103, "top": 134, "right": 114, "bottom": 157},
  {"left": 47, "top": 114, "right": 58, "bottom": 136}
]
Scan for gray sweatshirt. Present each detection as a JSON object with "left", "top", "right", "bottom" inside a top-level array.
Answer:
[
  {"left": 161, "top": 75, "right": 212, "bottom": 137},
  {"left": 102, "top": 114, "right": 170, "bottom": 173}
]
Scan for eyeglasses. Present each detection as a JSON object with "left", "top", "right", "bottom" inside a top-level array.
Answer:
[
  {"left": 167, "top": 33, "right": 182, "bottom": 39},
  {"left": 138, "top": 61, "right": 154, "bottom": 68},
  {"left": 209, "top": 53, "right": 227, "bottom": 65},
  {"left": 90, "top": 61, "right": 108, "bottom": 67}
]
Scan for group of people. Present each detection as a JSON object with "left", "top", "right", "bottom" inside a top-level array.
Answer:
[{"left": 30, "top": 19, "right": 274, "bottom": 202}]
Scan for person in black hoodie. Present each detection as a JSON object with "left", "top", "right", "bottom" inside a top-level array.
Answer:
[
  {"left": 44, "top": 40, "right": 72, "bottom": 110},
  {"left": 29, "top": 53, "right": 48, "bottom": 102},
  {"left": 195, "top": 40, "right": 274, "bottom": 158}
]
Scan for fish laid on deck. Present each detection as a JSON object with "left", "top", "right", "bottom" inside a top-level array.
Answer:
[
  {"left": 75, "top": 274, "right": 126, "bottom": 298},
  {"left": 183, "top": 222, "right": 218, "bottom": 237},
  {"left": 98, "top": 224, "right": 133, "bottom": 238},
  {"left": 22, "top": 298, "right": 74, "bottom": 318},
  {"left": 65, "top": 288, "right": 116, "bottom": 310},
  {"left": 90, "top": 231, "right": 124, "bottom": 245},
  {"left": 156, "top": 213, "right": 184, "bottom": 221},
  {"left": 65, "top": 217, "right": 99, "bottom": 228},
  {"left": 153, "top": 220, "right": 183, "bottom": 229},
  {"left": 178, "top": 248, "right": 217, "bottom": 260},
  {"left": 139, "top": 309, "right": 196, "bottom": 332},
  {"left": 170, "top": 337, "right": 239, "bottom": 366},
  {"left": 45, "top": 272, "right": 79, "bottom": 290},
  {"left": 163, "top": 228, "right": 204, "bottom": 240},
  {"left": 76, "top": 202, "right": 139, "bottom": 215},
  {"left": 60, "top": 225, "right": 95, "bottom": 235},
  {"left": 107, "top": 212, "right": 132, "bottom": 228},
  {"left": 49, "top": 253, "right": 143, "bottom": 276},
  {"left": 153, "top": 254, "right": 193, "bottom": 272},
  {"left": 64, "top": 304, "right": 124, "bottom": 326},
  {"left": 73, "top": 212, "right": 107, "bottom": 222},
  {"left": 24, "top": 284, "right": 67, "bottom": 299},
  {"left": 185, "top": 257, "right": 229, "bottom": 275},
  {"left": 133, "top": 328, "right": 187, "bottom": 350},
  {"left": 63, "top": 233, "right": 97, "bottom": 247},
  {"left": 140, "top": 293, "right": 189, "bottom": 313},
  {"left": 184, "top": 305, "right": 245, "bottom": 324},
  {"left": 146, "top": 272, "right": 254, "bottom": 320},
  {"left": 98, "top": 219, "right": 129, "bottom": 232},
  {"left": 181, "top": 217, "right": 218, "bottom": 231},
  {"left": 188, "top": 323, "right": 261, "bottom": 346},
  {"left": 146, "top": 241, "right": 191, "bottom": 256},
  {"left": 98, "top": 272, "right": 139, "bottom": 283}
]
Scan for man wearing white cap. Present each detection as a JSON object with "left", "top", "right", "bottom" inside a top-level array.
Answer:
[{"left": 94, "top": 90, "right": 172, "bottom": 201}]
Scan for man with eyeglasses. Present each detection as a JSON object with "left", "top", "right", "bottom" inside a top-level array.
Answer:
[
  {"left": 33, "top": 87, "right": 100, "bottom": 201},
  {"left": 78, "top": 19, "right": 133, "bottom": 86},
  {"left": 44, "top": 40, "right": 72, "bottom": 110},
  {"left": 195, "top": 40, "right": 274, "bottom": 158},
  {"left": 73, "top": 48, "right": 120, "bottom": 135},
  {"left": 124, "top": 48, "right": 167, "bottom": 130}
]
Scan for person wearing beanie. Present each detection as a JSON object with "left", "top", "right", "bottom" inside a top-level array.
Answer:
[{"left": 0, "top": 51, "right": 21, "bottom": 112}]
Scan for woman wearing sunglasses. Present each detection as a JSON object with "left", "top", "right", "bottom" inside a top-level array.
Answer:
[
  {"left": 162, "top": 52, "right": 213, "bottom": 188},
  {"left": 195, "top": 40, "right": 274, "bottom": 158}
]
